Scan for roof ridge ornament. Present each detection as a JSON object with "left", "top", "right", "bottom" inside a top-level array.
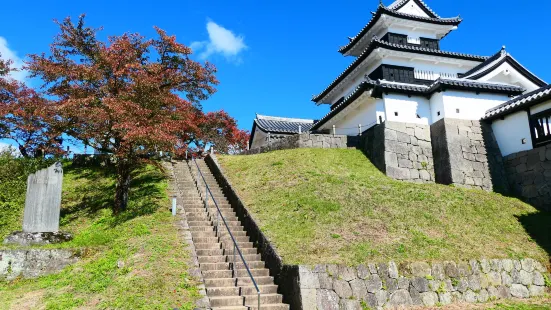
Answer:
[{"left": 501, "top": 45, "right": 507, "bottom": 55}]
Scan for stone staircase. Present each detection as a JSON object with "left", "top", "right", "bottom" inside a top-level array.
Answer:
[{"left": 172, "top": 159, "right": 289, "bottom": 310}]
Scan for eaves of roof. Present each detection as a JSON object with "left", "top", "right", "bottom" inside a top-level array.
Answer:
[
  {"left": 313, "top": 38, "right": 487, "bottom": 103},
  {"left": 338, "top": 5, "right": 461, "bottom": 55},
  {"left": 484, "top": 84, "right": 551, "bottom": 121}
]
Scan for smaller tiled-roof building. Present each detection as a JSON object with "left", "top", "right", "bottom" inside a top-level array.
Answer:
[{"left": 249, "top": 114, "right": 316, "bottom": 150}]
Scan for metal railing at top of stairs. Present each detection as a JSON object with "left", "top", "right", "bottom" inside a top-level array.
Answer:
[{"left": 190, "top": 157, "right": 261, "bottom": 309}]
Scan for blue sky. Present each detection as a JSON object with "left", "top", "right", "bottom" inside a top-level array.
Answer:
[{"left": 1, "top": 0, "right": 550, "bottom": 145}]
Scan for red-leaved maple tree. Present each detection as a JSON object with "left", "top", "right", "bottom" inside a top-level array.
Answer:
[
  {"left": 26, "top": 15, "right": 223, "bottom": 213},
  {"left": 0, "top": 56, "right": 62, "bottom": 158}
]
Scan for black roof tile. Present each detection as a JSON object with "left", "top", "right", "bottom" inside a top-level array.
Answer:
[{"left": 484, "top": 84, "right": 551, "bottom": 120}]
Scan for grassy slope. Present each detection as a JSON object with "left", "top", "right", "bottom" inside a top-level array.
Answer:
[
  {"left": 0, "top": 160, "right": 199, "bottom": 310},
  {"left": 218, "top": 148, "right": 551, "bottom": 266}
]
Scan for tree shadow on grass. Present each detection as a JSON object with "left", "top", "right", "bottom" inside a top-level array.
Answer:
[
  {"left": 60, "top": 163, "right": 167, "bottom": 227},
  {"left": 516, "top": 211, "right": 551, "bottom": 263}
]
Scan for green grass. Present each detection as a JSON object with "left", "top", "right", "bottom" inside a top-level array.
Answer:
[
  {"left": 0, "top": 156, "right": 199, "bottom": 309},
  {"left": 218, "top": 148, "right": 551, "bottom": 266},
  {"left": 487, "top": 297, "right": 551, "bottom": 309}
]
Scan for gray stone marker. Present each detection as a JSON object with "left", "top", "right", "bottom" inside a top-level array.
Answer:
[
  {"left": 4, "top": 162, "right": 72, "bottom": 246},
  {"left": 22, "top": 162, "right": 63, "bottom": 232}
]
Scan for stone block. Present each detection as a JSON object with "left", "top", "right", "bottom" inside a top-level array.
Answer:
[
  {"left": 388, "top": 289, "right": 413, "bottom": 306},
  {"left": 398, "top": 159, "right": 414, "bottom": 169},
  {"left": 510, "top": 284, "right": 530, "bottom": 298},
  {"left": 338, "top": 265, "right": 357, "bottom": 282},
  {"left": 386, "top": 166, "right": 411, "bottom": 180},
  {"left": 365, "top": 274, "right": 382, "bottom": 293},
  {"left": 415, "top": 126, "right": 431, "bottom": 141},
  {"left": 316, "top": 289, "right": 339, "bottom": 310},
  {"left": 385, "top": 129, "right": 398, "bottom": 141},
  {"left": 357, "top": 264, "right": 370, "bottom": 280},
  {"left": 518, "top": 270, "right": 533, "bottom": 286},
  {"left": 439, "top": 292, "right": 452, "bottom": 305},
  {"left": 333, "top": 279, "right": 352, "bottom": 298},
  {"left": 397, "top": 131, "right": 411, "bottom": 144},
  {"left": 463, "top": 290, "right": 477, "bottom": 303},
  {"left": 301, "top": 288, "right": 317, "bottom": 310},
  {"left": 420, "top": 291, "right": 438, "bottom": 307},
  {"left": 411, "top": 277, "right": 430, "bottom": 293},
  {"left": 350, "top": 279, "right": 368, "bottom": 300},
  {"left": 319, "top": 272, "right": 333, "bottom": 289},
  {"left": 339, "top": 299, "right": 361, "bottom": 310},
  {"left": 521, "top": 258, "right": 536, "bottom": 272},
  {"left": 388, "top": 262, "right": 399, "bottom": 279},
  {"left": 299, "top": 267, "right": 321, "bottom": 289},
  {"left": 375, "top": 290, "right": 388, "bottom": 306},
  {"left": 529, "top": 285, "right": 545, "bottom": 297},
  {"left": 432, "top": 263, "right": 445, "bottom": 280}
]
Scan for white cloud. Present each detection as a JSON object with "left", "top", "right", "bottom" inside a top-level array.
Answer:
[
  {"left": 191, "top": 21, "right": 247, "bottom": 61},
  {"left": 0, "top": 36, "right": 26, "bottom": 82}
]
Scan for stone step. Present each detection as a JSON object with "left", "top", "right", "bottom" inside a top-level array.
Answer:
[
  {"left": 244, "top": 294, "right": 283, "bottom": 306},
  {"left": 202, "top": 268, "right": 269, "bottom": 279},
  {"left": 209, "top": 296, "right": 244, "bottom": 307},
  {"left": 204, "top": 276, "right": 275, "bottom": 288},
  {"left": 211, "top": 305, "right": 289, "bottom": 310},
  {"left": 199, "top": 261, "right": 266, "bottom": 271},
  {"left": 206, "top": 284, "right": 279, "bottom": 297},
  {"left": 198, "top": 253, "right": 261, "bottom": 264},
  {"left": 187, "top": 220, "right": 242, "bottom": 227},
  {"left": 193, "top": 236, "right": 249, "bottom": 244},
  {"left": 191, "top": 230, "right": 247, "bottom": 238},
  {"left": 195, "top": 241, "right": 254, "bottom": 251},
  {"left": 190, "top": 225, "right": 245, "bottom": 232}
]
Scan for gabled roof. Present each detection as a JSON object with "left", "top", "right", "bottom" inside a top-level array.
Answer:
[
  {"left": 388, "top": 0, "right": 440, "bottom": 18},
  {"left": 338, "top": 4, "right": 461, "bottom": 55},
  {"left": 312, "top": 78, "right": 524, "bottom": 131},
  {"left": 253, "top": 114, "right": 315, "bottom": 134},
  {"left": 249, "top": 114, "right": 316, "bottom": 148},
  {"left": 484, "top": 84, "right": 551, "bottom": 120},
  {"left": 314, "top": 37, "right": 487, "bottom": 103},
  {"left": 461, "top": 47, "right": 546, "bottom": 87}
]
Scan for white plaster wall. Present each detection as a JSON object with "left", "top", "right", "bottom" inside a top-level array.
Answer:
[
  {"left": 329, "top": 59, "right": 382, "bottom": 105},
  {"left": 440, "top": 91, "right": 510, "bottom": 121},
  {"left": 530, "top": 99, "right": 551, "bottom": 115},
  {"left": 429, "top": 92, "right": 445, "bottom": 123},
  {"left": 383, "top": 94, "right": 430, "bottom": 125},
  {"left": 250, "top": 128, "right": 267, "bottom": 149},
  {"left": 387, "top": 26, "right": 436, "bottom": 40},
  {"left": 383, "top": 55, "right": 472, "bottom": 77},
  {"left": 492, "top": 111, "right": 533, "bottom": 156},
  {"left": 477, "top": 62, "right": 541, "bottom": 92},
  {"left": 332, "top": 98, "right": 384, "bottom": 135},
  {"left": 395, "top": 0, "right": 430, "bottom": 17}
]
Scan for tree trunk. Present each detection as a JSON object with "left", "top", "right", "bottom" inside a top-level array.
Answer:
[{"left": 114, "top": 160, "right": 132, "bottom": 214}]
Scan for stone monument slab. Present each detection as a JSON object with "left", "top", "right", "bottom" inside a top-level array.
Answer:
[{"left": 23, "top": 162, "right": 63, "bottom": 233}]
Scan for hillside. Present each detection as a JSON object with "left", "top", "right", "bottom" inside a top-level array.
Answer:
[
  {"left": 0, "top": 153, "right": 199, "bottom": 309},
  {"left": 218, "top": 149, "right": 551, "bottom": 266}
]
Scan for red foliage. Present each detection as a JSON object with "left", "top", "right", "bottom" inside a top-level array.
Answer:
[
  {"left": 25, "top": 15, "right": 245, "bottom": 212},
  {"left": 185, "top": 110, "right": 249, "bottom": 155},
  {"left": 0, "top": 56, "right": 63, "bottom": 158}
]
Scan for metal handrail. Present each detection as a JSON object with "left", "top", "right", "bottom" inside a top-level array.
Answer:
[{"left": 191, "top": 157, "right": 261, "bottom": 309}]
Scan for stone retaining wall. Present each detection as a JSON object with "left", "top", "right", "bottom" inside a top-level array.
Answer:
[
  {"left": 360, "top": 122, "right": 435, "bottom": 183},
  {"left": 298, "top": 258, "right": 549, "bottom": 310},
  {"left": 245, "top": 133, "right": 358, "bottom": 155},
  {"left": 0, "top": 249, "right": 79, "bottom": 280},
  {"left": 431, "top": 119, "right": 508, "bottom": 192},
  {"left": 503, "top": 145, "right": 551, "bottom": 211}
]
